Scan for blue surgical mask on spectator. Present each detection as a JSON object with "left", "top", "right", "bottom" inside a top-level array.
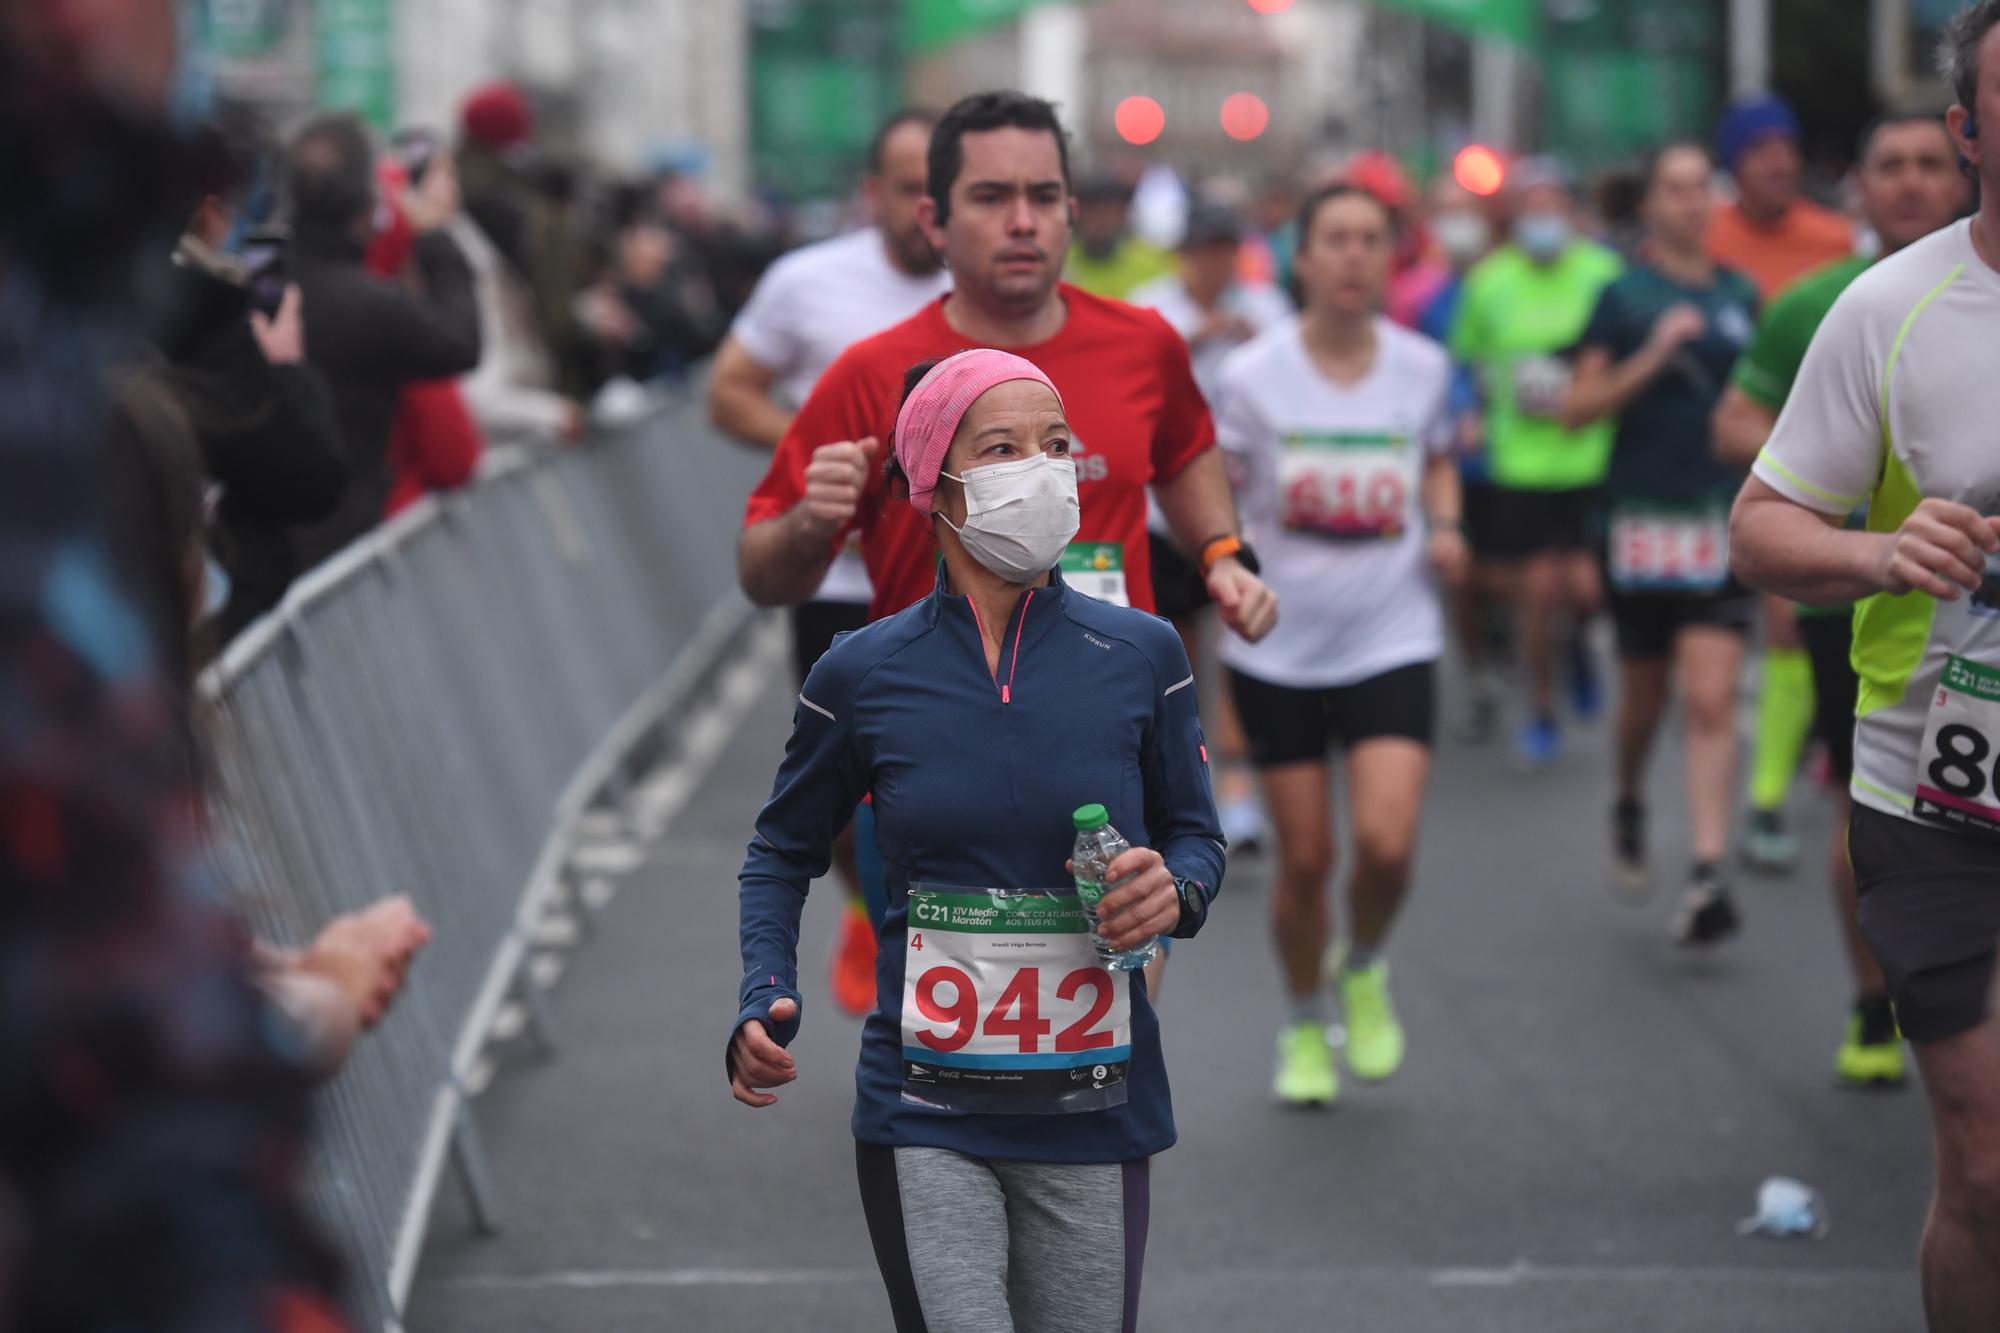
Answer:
[{"left": 1514, "top": 212, "right": 1572, "bottom": 262}]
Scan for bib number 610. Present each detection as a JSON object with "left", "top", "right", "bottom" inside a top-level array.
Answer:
[{"left": 911, "top": 966, "right": 1115, "bottom": 1055}]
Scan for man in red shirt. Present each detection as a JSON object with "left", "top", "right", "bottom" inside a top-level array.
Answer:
[{"left": 739, "top": 90, "right": 1278, "bottom": 643}]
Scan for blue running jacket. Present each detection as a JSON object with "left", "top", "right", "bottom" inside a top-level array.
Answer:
[{"left": 733, "top": 568, "right": 1226, "bottom": 1162}]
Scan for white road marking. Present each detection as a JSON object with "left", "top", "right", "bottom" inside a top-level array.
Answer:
[{"left": 442, "top": 1262, "right": 1903, "bottom": 1293}]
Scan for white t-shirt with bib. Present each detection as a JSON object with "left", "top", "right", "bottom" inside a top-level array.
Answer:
[
  {"left": 1215, "top": 316, "right": 1454, "bottom": 690},
  {"left": 730, "top": 228, "right": 953, "bottom": 604},
  {"left": 1754, "top": 221, "right": 2000, "bottom": 830}
]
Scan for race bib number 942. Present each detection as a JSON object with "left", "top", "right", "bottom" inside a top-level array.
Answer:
[
  {"left": 1915, "top": 655, "right": 2000, "bottom": 838},
  {"left": 902, "top": 887, "right": 1131, "bottom": 1116}
]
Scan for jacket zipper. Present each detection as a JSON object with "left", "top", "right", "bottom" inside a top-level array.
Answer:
[{"left": 964, "top": 589, "right": 1034, "bottom": 705}]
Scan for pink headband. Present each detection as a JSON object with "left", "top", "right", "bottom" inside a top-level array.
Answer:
[{"left": 894, "top": 349, "right": 1064, "bottom": 518}]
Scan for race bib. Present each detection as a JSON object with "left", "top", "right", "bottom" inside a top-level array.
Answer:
[
  {"left": 901, "top": 886, "right": 1131, "bottom": 1116},
  {"left": 1607, "top": 505, "right": 1729, "bottom": 593},
  {"left": 1511, "top": 355, "right": 1573, "bottom": 419},
  {"left": 1278, "top": 431, "right": 1411, "bottom": 541},
  {"left": 1914, "top": 655, "right": 2000, "bottom": 838},
  {"left": 1061, "top": 542, "right": 1129, "bottom": 607}
]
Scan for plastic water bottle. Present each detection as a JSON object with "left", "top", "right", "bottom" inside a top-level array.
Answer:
[{"left": 1072, "top": 804, "right": 1159, "bottom": 972}]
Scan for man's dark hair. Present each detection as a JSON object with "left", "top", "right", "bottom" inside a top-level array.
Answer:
[
  {"left": 1637, "top": 140, "right": 1712, "bottom": 196},
  {"left": 1294, "top": 183, "right": 1392, "bottom": 252},
  {"left": 867, "top": 108, "right": 938, "bottom": 176},
  {"left": 927, "top": 91, "right": 1071, "bottom": 226},
  {"left": 1857, "top": 109, "right": 1954, "bottom": 162},
  {"left": 1943, "top": 0, "right": 2000, "bottom": 109},
  {"left": 286, "top": 113, "right": 374, "bottom": 230}
]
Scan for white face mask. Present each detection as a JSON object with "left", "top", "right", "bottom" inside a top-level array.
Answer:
[
  {"left": 1434, "top": 209, "right": 1492, "bottom": 266},
  {"left": 940, "top": 453, "right": 1081, "bottom": 584}
]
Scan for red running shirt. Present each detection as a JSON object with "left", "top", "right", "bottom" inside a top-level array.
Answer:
[{"left": 743, "top": 285, "right": 1216, "bottom": 621}]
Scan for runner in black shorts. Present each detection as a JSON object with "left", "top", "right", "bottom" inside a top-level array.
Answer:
[
  {"left": 1211, "top": 185, "right": 1466, "bottom": 1105},
  {"left": 788, "top": 599, "right": 869, "bottom": 687},
  {"left": 1564, "top": 141, "right": 1758, "bottom": 945},
  {"left": 1228, "top": 662, "right": 1436, "bottom": 765}
]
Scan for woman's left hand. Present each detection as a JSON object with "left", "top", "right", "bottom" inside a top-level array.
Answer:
[{"left": 1091, "top": 847, "right": 1180, "bottom": 950}]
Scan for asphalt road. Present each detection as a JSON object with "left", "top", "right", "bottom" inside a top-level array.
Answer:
[{"left": 408, "top": 630, "right": 1934, "bottom": 1332}]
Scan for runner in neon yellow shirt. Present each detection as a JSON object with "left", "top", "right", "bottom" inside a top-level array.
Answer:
[{"left": 1451, "top": 157, "right": 1622, "bottom": 769}]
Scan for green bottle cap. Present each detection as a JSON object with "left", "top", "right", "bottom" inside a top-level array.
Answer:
[{"left": 1072, "top": 803, "right": 1109, "bottom": 831}]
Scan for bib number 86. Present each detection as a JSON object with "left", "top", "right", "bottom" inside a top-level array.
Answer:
[
  {"left": 912, "top": 966, "right": 1116, "bottom": 1055},
  {"left": 1929, "top": 723, "right": 2000, "bottom": 800}
]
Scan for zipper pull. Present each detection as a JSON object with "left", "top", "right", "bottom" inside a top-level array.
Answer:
[{"left": 1002, "top": 684, "right": 1011, "bottom": 705}]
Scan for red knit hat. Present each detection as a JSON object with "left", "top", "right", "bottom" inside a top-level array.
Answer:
[{"left": 461, "top": 83, "right": 534, "bottom": 150}]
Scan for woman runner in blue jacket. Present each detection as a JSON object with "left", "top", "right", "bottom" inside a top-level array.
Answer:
[{"left": 727, "top": 348, "right": 1226, "bottom": 1332}]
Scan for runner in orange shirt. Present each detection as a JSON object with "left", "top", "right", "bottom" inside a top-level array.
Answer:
[
  {"left": 1707, "top": 92, "right": 1857, "bottom": 875},
  {"left": 1708, "top": 93, "right": 1855, "bottom": 301}
]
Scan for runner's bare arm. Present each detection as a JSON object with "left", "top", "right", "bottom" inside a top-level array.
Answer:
[
  {"left": 736, "top": 437, "right": 880, "bottom": 607},
  {"left": 1711, "top": 384, "right": 1777, "bottom": 471},
  {"left": 1732, "top": 476, "right": 1999, "bottom": 604},
  {"left": 708, "top": 334, "right": 794, "bottom": 450},
  {"left": 1422, "top": 453, "right": 1470, "bottom": 587},
  {"left": 1560, "top": 328, "right": 1693, "bottom": 432}
]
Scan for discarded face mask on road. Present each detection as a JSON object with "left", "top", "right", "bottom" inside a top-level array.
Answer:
[{"left": 1736, "top": 1176, "right": 1830, "bottom": 1239}]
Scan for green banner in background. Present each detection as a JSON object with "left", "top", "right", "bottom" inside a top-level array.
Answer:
[
  {"left": 1369, "top": 0, "right": 1538, "bottom": 46},
  {"left": 905, "top": 0, "right": 1058, "bottom": 53},
  {"left": 315, "top": 0, "right": 396, "bottom": 130},
  {"left": 202, "top": 0, "right": 290, "bottom": 60}
]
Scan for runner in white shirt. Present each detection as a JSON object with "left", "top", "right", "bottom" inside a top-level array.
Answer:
[
  {"left": 707, "top": 109, "right": 951, "bottom": 1017},
  {"left": 1730, "top": 7, "right": 2000, "bottom": 1322},
  {"left": 1133, "top": 204, "right": 1293, "bottom": 855},
  {"left": 1213, "top": 184, "right": 1468, "bottom": 1107}
]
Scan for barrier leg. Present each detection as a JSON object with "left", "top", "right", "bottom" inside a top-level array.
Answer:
[
  {"left": 550, "top": 865, "right": 596, "bottom": 943},
  {"left": 449, "top": 1095, "right": 505, "bottom": 1237},
  {"left": 512, "top": 951, "right": 561, "bottom": 1059}
]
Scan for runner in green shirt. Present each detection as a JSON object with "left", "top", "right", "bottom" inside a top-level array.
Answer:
[
  {"left": 1714, "top": 110, "right": 1970, "bottom": 1087},
  {"left": 1450, "top": 157, "right": 1623, "bottom": 769}
]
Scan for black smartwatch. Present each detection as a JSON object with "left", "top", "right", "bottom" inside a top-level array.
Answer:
[{"left": 1173, "top": 876, "right": 1209, "bottom": 930}]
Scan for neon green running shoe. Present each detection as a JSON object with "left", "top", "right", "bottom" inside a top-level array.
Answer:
[
  {"left": 1339, "top": 960, "right": 1406, "bottom": 1082},
  {"left": 1836, "top": 1011, "right": 1906, "bottom": 1088},
  {"left": 1273, "top": 1021, "right": 1338, "bottom": 1106}
]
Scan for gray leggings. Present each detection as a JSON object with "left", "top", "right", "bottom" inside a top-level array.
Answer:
[{"left": 855, "top": 1142, "right": 1151, "bottom": 1333}]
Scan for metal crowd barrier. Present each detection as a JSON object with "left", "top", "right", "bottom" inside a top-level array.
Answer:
[{"left": 200, "top": 391, "right": 768, "bottom": 1332}]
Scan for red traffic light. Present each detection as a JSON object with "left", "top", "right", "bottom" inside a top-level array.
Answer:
[
  {"left": 1115, "top": 96, "right": 1166, "bottom": 146},
  {"left": 1454, "top": 144, "right": 1507, "bottom": 197},
  {"left": 1220, "top": 93, "right": 1270, "bottom": 142}
]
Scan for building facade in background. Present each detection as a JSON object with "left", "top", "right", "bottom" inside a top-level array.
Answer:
[{"left": 200, "top": 0, "right": 750, "bottom": 198}]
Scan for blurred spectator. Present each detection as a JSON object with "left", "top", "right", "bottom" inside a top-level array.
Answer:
[
  {"left": 286, "top": 112, "right": 482, "bottom": 569},
  {"left": 0, "top": 1, "right": 347, "bottom": 1325},
  {"left": 1708, "top": 92, "right": 1855, "bottom": 299},
  {"left": 657, "top": 169, "right": 782, "bottom": 322},
  {"left": 103, "top": 367, "right": 433, "bottom": 1079},
  {"left": 1067, "top": 171, "right": 1175, "bottom": 299},
  {"left": 1132, "top": 203, "right": 1291, "bottom": 398},
  {"left": 457, "top": 82, "right": 585, "bottom": 386},
  {"left": 1344, "top": 149, "right": 1439, "bottom": 329},
  {"left": 1240, "top": 171, "right": 1302, "bottom": 294},
  {"left": 579, "top": 183, "right": 726, "bottom": 387},
  {"left": 149, "top": 117, "right": 350, "bottom": 639},
  {"left": 364, "top": 150, "right": 489, "bottom": 515}
]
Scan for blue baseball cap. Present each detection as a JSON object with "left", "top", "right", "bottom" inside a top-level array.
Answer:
[{"left": 1717, "top": 93, "right": 1801, "bottom": 172}]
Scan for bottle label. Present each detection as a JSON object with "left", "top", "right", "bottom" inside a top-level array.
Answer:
[{"left": 900, "top": 884, "right": 1131, "bottom": 1116}]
